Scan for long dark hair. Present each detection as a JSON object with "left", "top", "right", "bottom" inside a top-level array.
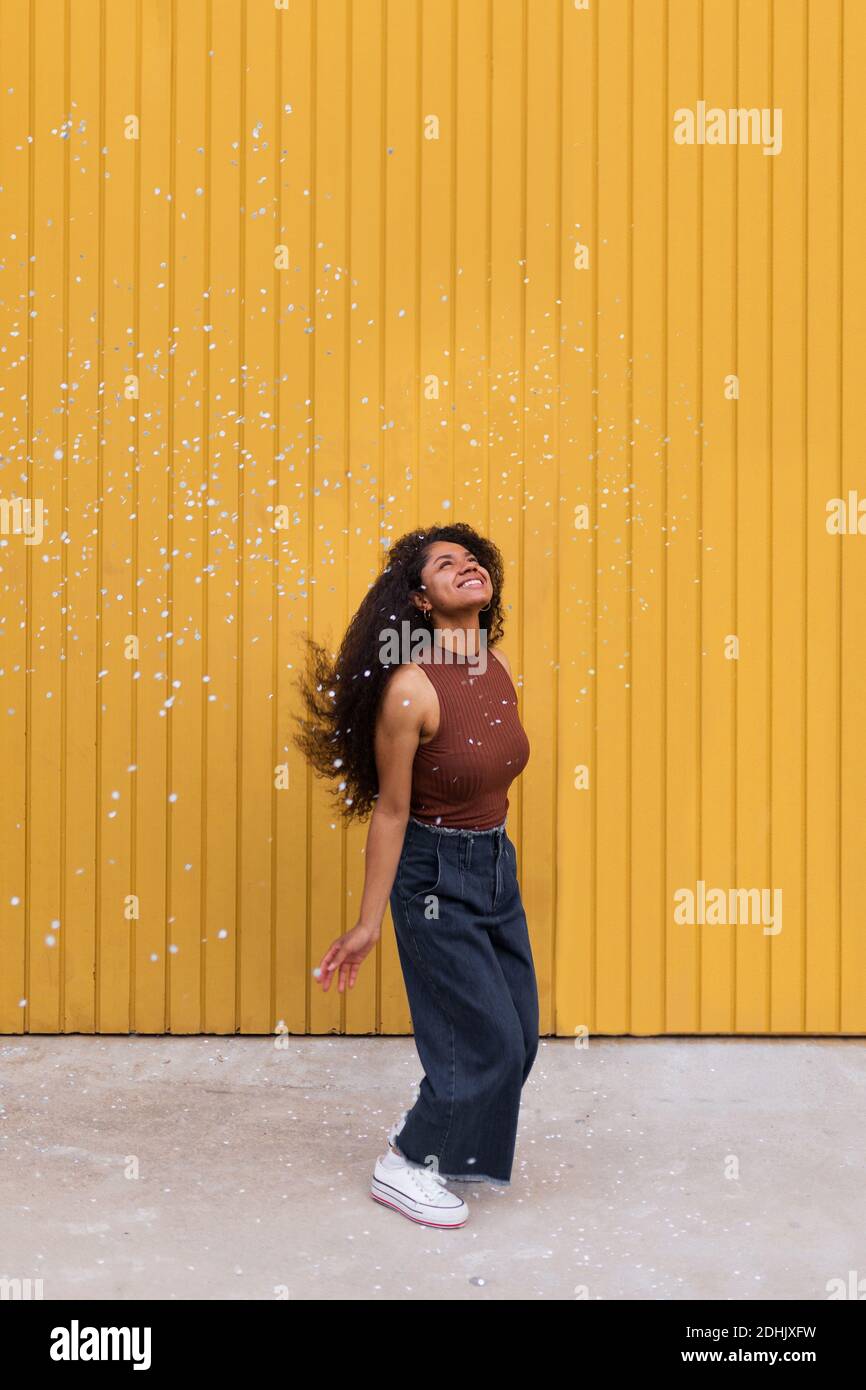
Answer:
[{"left": 293, "top": 523, "right": 505, "bottom": 822}]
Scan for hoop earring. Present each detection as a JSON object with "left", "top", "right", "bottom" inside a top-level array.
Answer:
[{"left": 479, "top": 600, "right": 492, "bottom": 613}]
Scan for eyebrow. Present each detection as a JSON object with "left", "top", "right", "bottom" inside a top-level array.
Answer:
[{"left": 435, "top": 551, "right": 475, "bottom": 565}]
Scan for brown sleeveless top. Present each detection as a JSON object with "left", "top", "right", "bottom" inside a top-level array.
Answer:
[{"left": 409, "top": 651, "right": 530, "bottom": 830}]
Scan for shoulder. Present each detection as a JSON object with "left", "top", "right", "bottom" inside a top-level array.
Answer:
[
  {"left": 388, "top": 660, "right": 438, "bottom": 695},
  {"left": 376, "top": 662, "right": 437, "bottom": 728}
]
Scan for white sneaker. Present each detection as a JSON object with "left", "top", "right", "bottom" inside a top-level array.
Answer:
[{"left": 370, "top": 1152, "right": 468, "bottom": 1228}]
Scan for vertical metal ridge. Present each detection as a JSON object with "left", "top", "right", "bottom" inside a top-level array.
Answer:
[
  {"left": 23, "top": 0, "right": 35, "bottom": 1035},
  {"left": 202, "top": 0, "right": 214, "bottom": 1029},
  {"left": 727, "top": 0, "right": 738, "bottom": 1033},
  {"left": 660, "top": 0, "right": 669, "bottom": 1032},
  {"left": 413, "top": 0, "right": 422, "bottom": 535},
  {"left": 695, "top": 0, "right": 704, "bottom": 1031},
  {"left": 590, "top": 0, "right": 599, "bottom": 1030},
  {"left": 130, "top": 0, "right": 143, "bottom": 1030},
  {"left": 338, "top": 0, "right": 354, "bottom": 1033},
  {"left": 94, "top": 0, "right": 107, "bottom": 1032},
  {"left": 372, "top": 0, "right": 387, "bottom": 1033},
  {"left": 800, "top": 0, "right": 809, "bottom": 1033},
  {"left": 729, "top": 0, "right": 740, "bottom": 1030},
  {"left": 766, "top": 0, "right": 775, "bottom": 1030},
  {"left": 449, "top": 0, "right": 457, "bottom": 508},
  {"left": 550, "top": 0, "right": 564, "bottom": 1033},
  {"left": 625, "top": 0, "right": 634, "bottom": 1032},
  {"left": 835, "top": 0, "right": 843, "bottom": 1031},
  {"left": 59, "top": 0, "right": 72, "bottom": 1030},
  {"left": 517, "top": 0, "right": 527, "bottom": 947},
  {"left": 302, "top": 0, "right": 318, "bottom": 1032},
  {"left": 164, "top": 0, "right": 178, "bottom": 1031},
  {"left": 233, "top": 0, "right": 248, "bottom": 1032},
  {"left": 484, "top": 0, "right": 492, "bottom": 539},
  {"left": 268, "top": 0, "right": 281, "bottom": 1037}
]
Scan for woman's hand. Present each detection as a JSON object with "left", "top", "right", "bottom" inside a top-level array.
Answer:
[{"left": 314, "top": 921, "right": 380, "bottom": 993}]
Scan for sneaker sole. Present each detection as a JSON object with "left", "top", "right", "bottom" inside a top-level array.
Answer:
[{"left": 370, "top": 1185, "right": 467, "bottom": 1229}]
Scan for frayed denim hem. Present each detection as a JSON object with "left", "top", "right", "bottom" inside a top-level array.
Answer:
[
  {"left": 394, "top": 1146, "right": 510, "bottom": 1188},
  {"left": 438, "top": 1170, "right": 511, "bottom": 1188}
]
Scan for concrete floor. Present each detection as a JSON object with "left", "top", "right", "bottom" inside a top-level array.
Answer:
[{"left": 0, "top": 1034, "right": 862, "bottom": 1300}]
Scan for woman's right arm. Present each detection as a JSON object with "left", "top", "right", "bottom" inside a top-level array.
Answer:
[{"left": 314, "top": 665, "right": 431, "bottom": 993}]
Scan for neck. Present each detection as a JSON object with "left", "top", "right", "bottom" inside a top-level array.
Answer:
[
  {"left": 430, "top": 618, "right": 481, "bottom": 649},
  {"left": 426, "top": 617, "right": 486, "bottom": 664}
]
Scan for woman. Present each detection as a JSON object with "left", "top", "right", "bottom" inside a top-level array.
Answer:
[{"left": 294, "top": 523, "right": 539, "bottom": 1228}]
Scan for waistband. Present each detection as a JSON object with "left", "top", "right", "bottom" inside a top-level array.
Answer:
[{"left": 409, "top": 815, "right": 506, "bottom": 838}]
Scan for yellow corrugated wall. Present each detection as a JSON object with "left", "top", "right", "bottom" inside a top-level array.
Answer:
[{"left": 1, "top": 0, "right": 864, "bottom": 1036}]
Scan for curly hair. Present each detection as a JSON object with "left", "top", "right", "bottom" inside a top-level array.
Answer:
[{"left": 292, "top": 522, "right": 506, "bottom": 822}]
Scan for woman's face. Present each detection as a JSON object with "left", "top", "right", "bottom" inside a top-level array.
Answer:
[{"left": 413, "top": 541, "right": 493, "bottom": 621}]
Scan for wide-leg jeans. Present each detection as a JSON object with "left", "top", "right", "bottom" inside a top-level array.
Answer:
[{"left": 388, "top": 816, "right": 540, "bottom": 1186}]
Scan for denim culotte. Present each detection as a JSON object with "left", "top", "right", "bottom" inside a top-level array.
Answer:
[{"left": 389, "top": 816, "right": 540, "bottom": 1186}]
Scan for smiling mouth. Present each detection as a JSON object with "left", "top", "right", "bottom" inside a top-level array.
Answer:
[{"left": 457, "top": 576, "right": 485, "bottom": 589}]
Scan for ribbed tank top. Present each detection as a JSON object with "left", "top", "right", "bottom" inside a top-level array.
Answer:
[{"left": 409, "top": 651, "right": 530, "bottom": 830}]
